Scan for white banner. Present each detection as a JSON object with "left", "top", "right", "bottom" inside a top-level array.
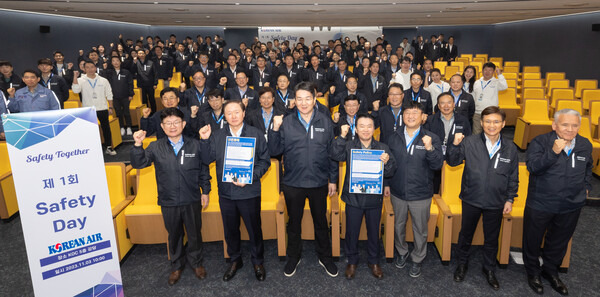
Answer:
[
  {"left": 259, "top": 26, "right": 382, "bottom": 46},
  {"left": 2, "top": 107, "right": 123, "bottom": 297}
]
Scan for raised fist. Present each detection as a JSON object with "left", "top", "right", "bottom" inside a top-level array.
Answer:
[
  {"left": 199, "top": 124, "right": 212, "bottom": 140},
  {"left": 453, "top": 132, "right": 464, "bottom": 146},
  {"left": 133, "top": 130, "right": 146, "bottom": 146},
  {"left": 142, "top": 107, "right": 151, "bottom": 118},
  {"left": 272, "top": 115, "right": 284, "bottom": 131}
]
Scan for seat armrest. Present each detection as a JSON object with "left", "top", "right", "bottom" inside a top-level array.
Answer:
[{"left": 433, "top": 194, "right": 452, "bottom": 217}]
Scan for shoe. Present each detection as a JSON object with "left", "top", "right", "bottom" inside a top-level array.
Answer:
[
  {"left": 345, "top": 264, "right": 357, "bottom": 280},
  {"left": 168, "top": 270, "right": 182, "bottom": 286},
  {"left": 126, "top": 127, "right": 132, "bottom": 135},
  {"left": 368, "top": 264, "right": 383, "bottom": 279},
  {"left": 105, "top": 147, "right": 117, "bottom": 156},
  {"left": 395, "top": 253, "right": 409, "bottom": 269},
  {"left": 194, "top": 266, "right": 206, "bottom": 280},
  {"left": 454, "top": 264, "right": 468, "bottom": 282},
  {"left": 527, "top": 274, "right": 544, "bottom": 295},
  {"left": 318, "top": 259, "right": 338, "bottom": 277},
  {"left": 283, "top": 258, "right": 301, "bottom": 277},
  {"left": 120, "top": 127, "right": 125, "bottom": 136},
  {"left": 254, "top": 264, "right": 266, "bottom": 281},
  {"left": 409, "top": 262, "right": 422, "bottom": 278},
  {"left": 222, "top": 261, "right": 243, "bottom": 281},
  {"left": 542, "top": 271, "right": 568, "bottom": 295},
  {"left": 482, "top": 268, "right": 500, "bottom": 290}
]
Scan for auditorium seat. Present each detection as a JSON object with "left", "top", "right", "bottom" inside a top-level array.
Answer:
[
  {"left": 498, "top": 88, "right": 520, "bottom": 126},
  {"left": 68, "top": 89, "right": 80, "bottom": 101},
  {"left": 503, "top": 72, "right": 518, "bottom": 81},
  {"left": 444, "top": 66, "right": 459, "bottom": 81},
  {"left": 582, "top": 89, "right": 600, "bottom": 113},
  {"left": 0, "top": 142, "right": 17, "bottom": 220},
  {"left": 588, "top": 100, "right": 600, "bottom": 139},
  {"left": 549, "top": 89, "right": 575, "bottom": 113},
  {"left": 63, "top": 100, "right": 81, "bottom": 109},
  {"left": 105, "top": 162, "right": 135, "bottom": 261},
  {"left": 98, "top": 115, "right": 122, "bottom": 148},
  {"left": 317, "top": 97, "right": 328, "bottom": 108},
  {"left": 522, "top": 79, "right": 544, "bottom": 90},
  {"left": 129, "top": 88, "right": 146, "bottom": 127},
  {"left": 434, "top": 61, "right": 447, "bottom": 75},
  {"left": 514, "top": 99, "right": 553, "bottom": 149},
  {"left": 472, "top": 57, "right": 485, "bottom": 64},
  {"left": 489, "top": 57, "right": 503, "bottom": 66},
  {"left": 504, "top": 61, "right": 520, "bottom": 69},
  {"left": 578, "top": 116, "right": 600, "bottom": 167},
  {"left": 505, "top": 79, "right": 518, "bottom": 89},
  {"left": 554, "top": 99, "right": 582, "bottom": 116},
  {"left": 450, "top": 61, "right": 464, "bottom": 72},
  {"left": 521, "top": 88, "right": 546, "bottom": 105},
  {"left": 469, "top": 62, "right": 483, "bottom": 77},
  {"left": 546, "top": 79, "right": 570, "bottom": 99},
  {"left": 475, "top": 53, "right": 488, "bottom": 62},
  {"left": 574, "top": 79, "right": 598, "bottom": 99},
  {"left": 503, "top": 66, "right": 520, "bottom": 74},
  {"left": 169, "top": 72, "right": 182, "bottom": 88},
  {"left": 544, "top": 72, "right": 566, "bottom": 88},
  {"left": 154, "top": 79, "right": 165, "bottom": 108},
  {"left": 522, "top": 66, "right": 541, "bottom": 73},
  {"left": 455, "top": 57, "right": 469, "bottom": 65},
  {"left": 460, "top": 54, "right": 473, "bottom": 61}
]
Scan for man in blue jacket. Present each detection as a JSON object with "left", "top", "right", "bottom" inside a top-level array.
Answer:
[
  {"left": 523, "top": 108, "right": 592, "bottom": 296},
  {"left": 385, "top": 101, "right": 444, "bottom": 278},
  {"left": 330, "top": 113, "right": 397, "bottom": 280},
  {"left": 269, "top": 81, "right": 339, "bottom": 278},
  {"left": 7, "top": 69, "right": 61, "bottom": 112},
  {"left": 131, "top": 107, "right": 211, "bottom": 286},
  {"left": 447, "top": 106, "right": 518, "bottom": 290},
  {"left": 199, "top": 100, "right": 271, "bottom": 282}
]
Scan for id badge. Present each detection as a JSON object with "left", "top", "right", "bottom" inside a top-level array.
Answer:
[
  {"left": 259, "top": 81, "right": 263, "bottom": 87},
  {"left": 442, "top": 144, "right": 447, "bottom": 155},
  {"left": 92, "top": 92, "right": 98, "bottom": 99}
]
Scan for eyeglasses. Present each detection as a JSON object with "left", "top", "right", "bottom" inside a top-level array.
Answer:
[
  {"left": 162, "top": 97, "right": 178, "bottom": 102},
  {"left": 483, "top": 120, "right": 503, "bottom": 125},
  {"left": 162, "top": 121, "right": 182, "bottom": 127},
  {"left": 411, "top": 78, "right": 422, "bottom": 81}
]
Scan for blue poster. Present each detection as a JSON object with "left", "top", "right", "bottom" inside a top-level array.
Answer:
[
  {"left": 349, "top": 149, "right": 384, "bottom": 195},
  {"left": 223, "top": 136, "right": 256, "bottom": 184}
]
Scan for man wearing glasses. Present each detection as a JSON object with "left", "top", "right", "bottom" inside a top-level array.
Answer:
[
  {"left": 140, "top": 87, "right": 203, "bottom": 139},
  {"left": 131, "top": 107, "right": 211, "bottom": 286}
]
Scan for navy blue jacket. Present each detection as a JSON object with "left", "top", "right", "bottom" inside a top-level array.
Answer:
[{"left": 526, "top": 131, "right": 593, "bottom": 213}]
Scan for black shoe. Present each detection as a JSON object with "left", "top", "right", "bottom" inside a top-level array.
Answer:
[
  {"left": 254, "top": 264, "right": 266, "bottom": 281},
  {"left": 223, "top": 261, "right": 243, "bottom": 281},
  {"left": 319, "top": 259, "right": 339, "bottom": 277},
  {"left": 527, "top": 274, "right": 544, "bottom": 295},
  {"left": 284, "top": 258, "right": 301, "bottom": 277},
  {"left": 542, "top": 271, "right": 568, "bottom": 295},
  {"left": 454, "top": 264, "right": 468, "bottom": 282},
  {"left": 482, "top": 268, "right": 499, "bottom": 290}
]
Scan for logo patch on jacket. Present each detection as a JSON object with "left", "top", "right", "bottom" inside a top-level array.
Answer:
[
  {"left": 577, "top": 156, "right": 586, "bottom": 161},
  {"left": 184, "top": 153, "right": 196, "bottom": 158},
  {"left": 499, "top": 157, "right": 511, "bottom": 163},
  {"left": 314, "top": 127, "right": 325, "bottom": 132}
]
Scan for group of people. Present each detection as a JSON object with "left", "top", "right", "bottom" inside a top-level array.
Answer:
[{"left": 2, "top": 33, "right": 589, "bottom": 296}]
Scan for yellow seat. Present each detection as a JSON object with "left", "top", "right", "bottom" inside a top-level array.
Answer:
[
  {"left": 503, "top": 72, "right": 518, "bottom": 81},
  {"left": 522, "top": 79, "right": 543, "bottom": 89},
  {"left": 588, "top": 100, "right": 600, "bottom": 137},
  {"left": 522, "top": 88, "right": 546, "bottom": 100},
  {"left": 579, "top": 117, "right": 600, "bottom": 170},
  {"left": 0, "top": 142, "right": 17, "bottom": 220},
  {"left": 469, "top": 62, "right": 483, "bottom": 78},
  {"left": 450, "top": 61, "right": 464, "bottom": 72},
  {"left": 98, "top": 114, "right": 122, "bottom": 148},
  {"left": 68, "top": 90, "right": 80, "bottom": 101},
  {"left": 549, "top": 88, "right": 575, "bottom": 110},
  {"left": 582, "top": 89, "right": 600, "bottom": 112},
  {"left": 133, "top": 79, "right": 138, "bottom": 89},
  {"left": 504, "top": 61, "right": 520, "bottom": 69},
  {"left": 503, "top": 66, "right": 519, "bottom": 74},
  {"left": 433, "top": 162, "right": 511, "bottom": 265},
  {"left": 475, "top": 54, "right": 488, "bottom": 62},
  {"left": 498, "top": 88, "right": 520, "bottom": 126},
  {"left": 522, "top": 72, "right": 541, "bottom": 80},
  {"left": 545, "top": 72, "right": 566, "bottom": 88},
  {"left": 522, "top": 66, "right": 541, "bottom": 73},
  {"left": 574, "top": 79, "right": 598, "bottom": 99},
  {"left": 460, "top": 54, "right": 473, "bottom": 61},
  {"left": 554, "top": 100, "right": 582, "bottom": 118},
  {"left": 514, "top": 99, "right": 553, "bottom": 149},
  {"left": 316, "top": 97, "right": 328, "bottom": 108},
  {"left": 105, "top": 162, "right": 135, "bottom": 261},
  {"left": 434, "top": 61, "right": 447, "bottom": 75},
  {"left": 489, "top": 57, "right": 503, "bottom": 65},
  {"left": 63, "top": 100, "right": 81, "bottom": 109},
  {"left": 169, "top": 72, "right": 183, "bottom": 88},
  {"left": 455, "top": 57, "right": 469, "bottom": 65},
  {"left": 505, "top": 79, "right": 518, "bottom": 89},
  {"left": 472, "top": 57, "right": 485, "bottom": 64},
  {"left": 129, "top": 88, "right": 146, "bottom": 127},
  {"left": 546, "top": 79, "right": 570, "bottom": 98},
  {"left": 154, "top": 79, "right": 165, "bottom": 103},
  {"left": 444, "top": 66, "right": 459, "bottom": 81}
]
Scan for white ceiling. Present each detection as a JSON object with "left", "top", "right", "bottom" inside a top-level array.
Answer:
[{"left": 1, "top": 0, "right": 599, "bottom": 26}]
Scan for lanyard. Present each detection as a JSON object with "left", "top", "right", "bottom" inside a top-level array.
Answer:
[
  {"left": 391, "top": 106, "right": 402, "bottom": 129},
  {"left": 41, "top": 73, "right": 53, "bottom": 88},
  {"left": 87, "top": 78, "right": 98, "bottom": 89},
  {"left": 349, "top": 115, "right": 356, "bottom": 136},
  {"left": 262, "top": 109, "right": 273, "bottom": 130},
  {"left": 567, "top": 148, "right": 573, "bottom": 157},
  {"left": 452, "top": 91, "right": 461, "bottom": 105},
  {"left": 463, "top": 83, "right": 469, "bottom": 92},
  {"left": 406, "top": 128, "right": 420, "bottom": 150},
  {"left": 412, "top": 89, "right": 421, "bottom": 102},
  {"left": 340, "top": 73, "right": 345, "bottom": 81},
  {"left": 212, "top": 112, "right": 224, "bottom": 124},
  {"left": 481, "top": 80, "right": 492, "bottom": 92},
  {"left": 277, "top": 90, "right": 289, "bottom": 105},
  {"left": 489, "top": 138, "right": 501, "bottom": 158},
  {"left": 195, "top": 87, "right": 206, "bottom": 104},
  {"left": 297, "top": 110, "right": 311, "bottom": 132},
  {"left": 436, "top": 83, "right": 444, "bottom": 93}
]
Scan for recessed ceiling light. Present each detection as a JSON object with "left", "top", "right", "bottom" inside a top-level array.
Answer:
[
  {"left": 153, "top": 2, "right": 158, "bottom": 4},
  {"left": 235, "top": 2, "right": 240, "bottom": 5},
  {"left": 314, "top": 3, "right": 319, "bottom": 5},
  {"left": 427, "top": 14, "right": 431, "bottom": 17},
  {"left": 392, "top": 2, "right": 397, "bottom": 5},
  {"left": 564, "top": 2, "right": 589, "bottom": 7},
  {"left": 174, "top": 20, "right": 183, "bottom": 23},
  {"left": 206, "top": 15, "right": 211, "bottom": 18}
]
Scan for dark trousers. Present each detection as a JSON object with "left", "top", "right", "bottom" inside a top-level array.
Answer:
[
  {"left": 523, "top": 206, "right": 581, "bottom": 276},
  {"left": 433, "top": 169, "right": 441, "bottom": 194},
  {"left": 345, "top": 203, "right": 382, "bottom": 265},
  {"left": 97, "top": 110, "right": 112, "bottom": 147},
  {"left": 282, "top": 184, "right": 332, "bottom": 261},
  {"left": 113, "top": 97, "right": 132, "bottom": 127},
  {"left": 161, "top": 202, "right": 204, "bottom": 272},
  {"left": 140, "top": 86, "right": 156, "bottom": 113},
  {"left": 456, "top": 201, "right": 503, "bottom": 271},
  {"left": 219, "top": 196, "right": 264, "bottom": 265}
]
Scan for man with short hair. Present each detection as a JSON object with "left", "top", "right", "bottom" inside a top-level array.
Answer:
[
  {"left": 140, "top": 87, "right": 202, "bottom": 140},
  {"left": 71, "top": 62, "right": 115, "bottom": 155},
  {"left": 7, "top": 69, "right": 61, "bottom": 112},
  {"left": 523, "top": 109, "right": 592, "bottom": 296},
  {"left": 472, "top": 62, "right": 507, "bottom": 134},
  {"left": 331, "top": 76, "right": 369, "bottom": 116},
  {"left": 447, "top": 106, "right": 518, "bottom": 290},
  {"left": 37, "top": 58, "right": 69, "bottom": 107},
  {"left": 220, "top": 54, "right": 245, "bottom": 89},
  {"left": 185, "top": 52, "right": 218, "bottom": 90},
  {"left": 131, "top": 107, "right": 211, "bottom": 286},
  {"left": 246, "top": 87, "right": 286, "bottom": 139},
  {"left": 277, "top": 54, "right": 302, "bottom": 90},
  {"left": 386, "top": 101, "right": 444, "bottom": 278},
  {"left": 389, "top": 57, "right": 413, "bottom": 91},
  {"left": 0, "top": 60, "right": 24, "bottom": 97},
  {"left": 403, "top": 72, "right": 433, "bottom": 116},
  {"left": 358, "top": 61, "right": 387, "bottom": 106},
  {"left": 371, "top": 83, "right": 404, "bottom": 144},
  {"left": 302, "top": 55, "right": 329, "bottom": 97},
  {"left": 131, "top": 49, "right": 158, "bottom": 113},
  {"left": 152, "top": 46, "right": 173, "bottom": 84},
  {"left": 52, "top": 51, "right": 74, "bottom": 85},
  {"left": 251, "top": 56, "right": 275, "bottom": 91},
  {"left": 105, "top": 56, "right": 135, "bottom": 136},
  {"left": 224, "top": 72, "right": 259, "bottom": 111},
  {"left": 327, "top": 59, "right": 352, "bottom": 99},
  {"left": 448, "top": 74, "right": 476, "bottom": 126},
  {"left": 269, "top": 82, "right": 339, "bottom": 278}
]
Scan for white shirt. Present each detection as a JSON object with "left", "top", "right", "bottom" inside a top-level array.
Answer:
[
  {"left": 71, "top": 74, "right": 113, "bottom": 111},
  {"left": 426, "top": 81, "right": 451, "bottom": 107},
  {"left": 390, "top": 69, "right": 412, "bottom": 91},
  {"left": 484, "top": 134, "right": 502, "bottom": 158},
  {"left": 472, "top": 74, "right": 508, "bottom": 113}
]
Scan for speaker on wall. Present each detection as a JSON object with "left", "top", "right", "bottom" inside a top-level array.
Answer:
[
  {"left": 40, "top": 25, "right": 50, "bottom": 33},
  {"left": 593, "top": 24, "right": 600, "bottom": 32}
]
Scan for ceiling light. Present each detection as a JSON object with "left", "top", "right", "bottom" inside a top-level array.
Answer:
[
  {"left": 153, "top": 1, "right": 158, "bottom": 4},
  {"left": 174, "top": 20, "right": 183, "bottom": 23},
  {"left": 392, "top": 2, "right": 397, "bottom": 5},
  {"left": 206, "top": 15, "right": 211, "bottom": 18},
  {"left": 564, "top": 2, "right": 589, "bottom": 7},
  {"left": 314, "top": 3, "right": 319, "bottom": 5},
  {"left": 446, "top": 7, "right": 466, "bottom": 11},
  {"left": 426, "top": 14, "right": 431, "bottom": 17},
  {"left": 168, "top": 8, "right": 190, "bottom": 12}
]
